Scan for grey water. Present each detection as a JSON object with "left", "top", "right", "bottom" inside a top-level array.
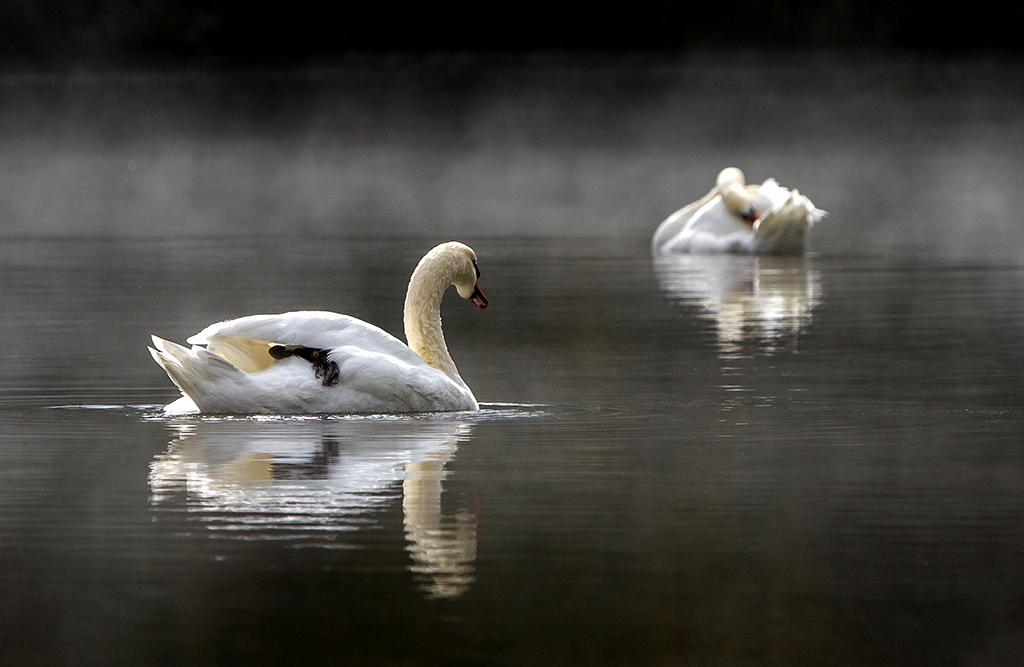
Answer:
[{"left": 2, "top": 57, "right": 1024, "bottom": 666}]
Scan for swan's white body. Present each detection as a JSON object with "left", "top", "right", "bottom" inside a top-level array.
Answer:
[
  {"left": 652, "top": 168, "right": 826, "bottom": 255},
  {"left": 149, "top": 242, "right": 488, "bottom": 415}
]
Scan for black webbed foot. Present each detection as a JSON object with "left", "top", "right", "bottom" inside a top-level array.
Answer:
[
  {"left": 311, "top": 355, "right": 340, "bottom": 386},
  {"left": 269, "top": 345, "right": 340, "bottom": 386}
]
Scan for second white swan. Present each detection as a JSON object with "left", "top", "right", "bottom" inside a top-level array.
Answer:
[
  {"left": 149, "top": 241, "right": 488, "bottom": 415},
  {"left": 652, "top": 167, "right": 826, "bottom": 255}
]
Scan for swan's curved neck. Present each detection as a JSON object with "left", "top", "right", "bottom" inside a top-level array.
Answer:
[{"left": 404, "top": 258, "right": 466, "bottom": 388}]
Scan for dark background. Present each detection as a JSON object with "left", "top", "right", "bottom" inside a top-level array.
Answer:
[
  {"left": 3, "top": 3, "right": 1022, "bottom": 252},
  {"left": 2, "top": 0, "right": 1021, "bottom": 67}
]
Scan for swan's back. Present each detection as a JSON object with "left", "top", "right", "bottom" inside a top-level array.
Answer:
[
  {"left": 654, "top": 195, "right": 757, "bottom": 254},
  {"left": 188, "top": 311, "right": 425, "bottom": 371}
]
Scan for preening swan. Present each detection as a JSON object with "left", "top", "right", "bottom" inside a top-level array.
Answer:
[
  {"left": 652, "top": 167, "right": 826, "bottom": 255},
  {"left": 149, "top": 241, "right": 488, "bottom": 415}
]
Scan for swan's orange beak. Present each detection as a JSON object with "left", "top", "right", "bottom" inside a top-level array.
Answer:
[
  {"left": 470, "top": 282, "right": 488, "bottom": 309},
  {"left": 742, "top": 208, "right": 760, "bottom": 227}
]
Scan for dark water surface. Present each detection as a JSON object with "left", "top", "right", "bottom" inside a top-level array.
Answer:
[
  {"left": 1, "top": 234, "right": 1022, "bottom": 666},
  {"left": 2, "top": 57, "right": 1024, "bottom": 665}
]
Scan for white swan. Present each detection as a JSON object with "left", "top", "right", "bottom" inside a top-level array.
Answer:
[
  {"left": 652, "top": 167, "right": 826, "bottom": 255},
  {"left": 149, "top": 241, "right": 488, "bottom": 415}
]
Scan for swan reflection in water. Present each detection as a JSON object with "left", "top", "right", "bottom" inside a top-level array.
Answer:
[
  {"left": 654, "top": 254, "right": 823, "bottom": 356},
  {"left": 149, "top": 417, "right": 476, "bottom": 599}
]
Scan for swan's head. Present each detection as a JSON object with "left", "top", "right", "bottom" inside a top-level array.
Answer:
[
  {"left": 716, "top": 167, "right": 746, "bottom": 189},
  {"left": 431, "top": 241, "right": 488, "bottom": 309},
  {"left": 720, "top": 183, "right": 759, "bottom": 226}
]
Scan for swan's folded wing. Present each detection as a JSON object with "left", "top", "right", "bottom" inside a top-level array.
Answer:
[
  {"left": 652, "top": 188, "right": 719, "bottom": 254},
  {"left": 187, "top": 311, "right": 425, "bottom": 368},
  {"left": 327, "top": 344, "right": 476, "bottom": 412}
]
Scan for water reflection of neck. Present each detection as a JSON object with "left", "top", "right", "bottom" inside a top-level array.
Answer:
[{"left": 403, "top": 451, "right": 476, "bottom": 599}]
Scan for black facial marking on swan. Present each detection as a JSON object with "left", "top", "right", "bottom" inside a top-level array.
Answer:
[{"left": 269, "top": 345, "right": 340, "bottom": 386}]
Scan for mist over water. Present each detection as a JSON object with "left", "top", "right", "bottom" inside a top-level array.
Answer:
[
  {"left": 2, "top": 54, "right": 1022, "bottom": 259},
  {"left": 2, "top": 53, "right": 1024, "bottom": 666}
]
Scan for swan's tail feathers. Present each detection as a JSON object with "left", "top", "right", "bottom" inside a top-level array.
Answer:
[
  {"left": 752, "top": 190, "right": 826, "bottom": 254},
  {"left": 808, "top": 201, "right": 828, "bottom": 226},
  {"left": 149, "top": 336, "right": 243, "bottom": 408},
  {"left": 150, "top": 335, "right": 189, "bottom": 369},
  {"left": 787, "top": 189, "right": 828, "bottom": 226}
]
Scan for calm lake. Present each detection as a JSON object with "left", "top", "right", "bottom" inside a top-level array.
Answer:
[{"left": 2, "top": 56, "right": 1023, "bottom": 665}]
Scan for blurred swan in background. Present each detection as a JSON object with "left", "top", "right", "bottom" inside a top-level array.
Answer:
[
  {"left": 149, "top": 241, "right": 488, "bottom": 415},
  {"left": 652, "top": 168, "right": 826, "bottom": 255}
]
